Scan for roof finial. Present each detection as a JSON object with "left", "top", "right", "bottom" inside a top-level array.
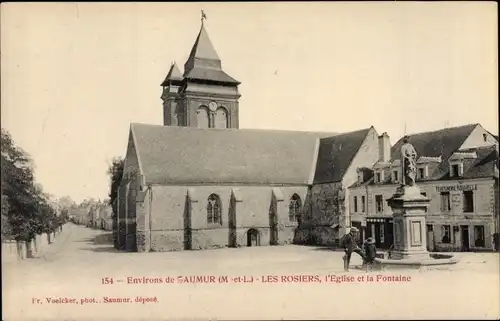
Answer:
[{"left": 201, "top": 9, "right": 207, "bottom": 26}]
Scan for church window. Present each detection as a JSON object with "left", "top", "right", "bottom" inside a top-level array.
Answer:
[
  {"left": 207, "top": 194, "right": 222, "bottom": 225},
  {"left": 196, "top": 106, "right": 210, "bottom": 129},
  {"left": 214, "top": 107, "right": 229, "bottom": 129},
  {"left": 289, "top": 194, "right": 302, "bottom": 224}
]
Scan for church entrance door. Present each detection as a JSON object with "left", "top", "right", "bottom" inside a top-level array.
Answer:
[{"left": 247, "top": 229, "right": 260, "bottom": 247}]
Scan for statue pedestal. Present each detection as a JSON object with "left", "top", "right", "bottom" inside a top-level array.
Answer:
[{"left": 387, "top": 185, "right": 430, "bottom": 260}]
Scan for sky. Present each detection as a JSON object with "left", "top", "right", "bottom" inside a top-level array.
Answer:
[{"left": 1, "top": 2, "right": 498, "bottom": 203}]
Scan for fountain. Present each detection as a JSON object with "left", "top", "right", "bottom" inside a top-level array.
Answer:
[{"left": 374, "top": 136, "right": 459, "bottom": 271}]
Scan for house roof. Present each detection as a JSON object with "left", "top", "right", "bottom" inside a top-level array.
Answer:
[
  {"left": 130, "top": 123, "right": 339, "bottom": 185},
  {"left": 161, "top": 62, "right": 183, "bottom": 86},
  {"left": 390, "top": 123, "right": 478, "bottom": 179},
  {"left": 455, "top": 146, "right": 499, "bottom": 179},
  {"left": 313, "top": 127, "right": 373, "bottom": 184},
  {"left": 390, "top": 124, "right": 478, "bottom": 161}
]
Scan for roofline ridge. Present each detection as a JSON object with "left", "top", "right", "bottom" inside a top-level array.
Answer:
[{"left": 402, "top": 123, "right": 478, "bottom": 137}]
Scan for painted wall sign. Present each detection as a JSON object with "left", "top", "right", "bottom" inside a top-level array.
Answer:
[{"left": 435, "top": 184, "right": 478, "bottom": 192}]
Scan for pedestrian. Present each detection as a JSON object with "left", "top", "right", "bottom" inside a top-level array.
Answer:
[
  {"left": 362, "top": 237, "right": 377, "bottom": 271},
  {"left": 340, "top": 227, "right": 365, "bottom": 272}
]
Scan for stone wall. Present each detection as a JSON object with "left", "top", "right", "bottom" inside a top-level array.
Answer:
[
  {"left": 2, "top": 229, "right": 62, "bottom": 264},
  {"left": 138, "top": 185, "right": 306, "bottom": 252},
  {"left": 294, "top": 182, "right": 344, "bottom": 246}
]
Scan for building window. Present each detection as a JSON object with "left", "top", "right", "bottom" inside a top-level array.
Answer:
[
  {"left": 451, "top": 164, "right": 460, "bottom": 177},
  {"left": 474, "top": 225, "right": 485, "bottom": 247},
  {"left": 214, "top": 107, "right": 229, "bottom": 129},
  {"left": 353, "top": 196, "right": 358, "bottom": 213},
  {"left": 196, "top": 106, "right": 210, "bottom": 129},
  {"left": 289, "top": 194, "right": 302, "bottom": 224},
  {"left": 418, "top": 168, "right": 425, "bottom": 180},
  {"left": 376, "top": 172, "right": 381, "bottom": 183},
  {"left": 421, "top": 192, "right": 427, "bottom": 197},
  {"left": 375, "top": 195, "right": 383, "bottom": 213},
  {"left": 440, "top": 192, "right": 451, "bottom": 212},
  {"left": 361, "top": 196, "right": 366, "bottom": 213},
  {"left": 393, "top": 171, "right": 398, "bottom": 183},
  {"left": 483, "top": 133, "right": 487, "bottom": 142},
  {"left": 441, "top": 225, "right": 451, "bottom": 243},
  {"left": 463, "top": 191, "right": 474, "bottom": 213},
  {"left": 207, "top": 194, "right": 222, "bottom": 224}
]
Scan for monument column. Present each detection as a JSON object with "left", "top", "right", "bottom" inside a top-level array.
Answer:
[{"left": 387, "top": 136, "right": 431, "bottom": 260}]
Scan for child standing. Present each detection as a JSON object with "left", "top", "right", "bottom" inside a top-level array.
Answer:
[{"left": 363, "top": 237, "right": 377, "bottom": 271}]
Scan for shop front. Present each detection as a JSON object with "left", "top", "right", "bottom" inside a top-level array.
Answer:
[
  {"left": 426, "top": 219, "right": 493, "bottom": 252},
  {"left": 365, "top": 217, "right": 394, "bottom": 249}
]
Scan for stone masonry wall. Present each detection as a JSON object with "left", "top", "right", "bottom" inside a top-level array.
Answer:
[{"left": 147, "top": 185, "right": 307, "bottom": 252}]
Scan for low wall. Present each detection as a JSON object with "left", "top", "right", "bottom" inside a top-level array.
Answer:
[{"left": 1, "top": 229, "right": 61, "bottom": 263}]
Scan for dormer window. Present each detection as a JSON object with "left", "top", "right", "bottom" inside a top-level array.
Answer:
[
  {"left": 483, "top": 133, "right": 487, "bottom": 142},
  {"left": 357, "top": 172, "right": 364, "bottom": 184},
  {"left": 448, "top": 151, "right": 476, "bottom": 178}
]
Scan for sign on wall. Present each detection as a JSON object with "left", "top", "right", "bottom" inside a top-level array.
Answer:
[{"left": 435, "top": 184, "right": 478, "bottom": 193}]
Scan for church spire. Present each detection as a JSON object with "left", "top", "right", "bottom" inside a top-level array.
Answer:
[
  {"left": 161, "top": 62, "right": 183, "bottom": 86},
  {"left": 184, "top": 23, "right": 221, "bottom": 73},
  {"left": 183, "top": 13, "right": 239, "bottom": 85}
]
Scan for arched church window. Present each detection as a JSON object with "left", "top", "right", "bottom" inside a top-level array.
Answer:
[
  {"left": 207, "top": 194, "right": 222, "bottom": 224},
  {"left": 196, "top": 106, "right": 209, "bottom": 129},
  {"left": 289, "top": 194, "right": 302, "bottom": 224},
  {"left": 214, "top": 107, "right": 229, "bottom": 129}
]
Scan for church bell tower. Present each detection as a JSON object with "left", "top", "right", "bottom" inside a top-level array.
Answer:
[{"left": 161, "top": 13, "right": 241, "bottom": 129}]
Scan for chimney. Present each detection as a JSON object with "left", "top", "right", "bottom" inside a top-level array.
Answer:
[{"left": 378, "top": 132, "right": 391, "bottom": 162}]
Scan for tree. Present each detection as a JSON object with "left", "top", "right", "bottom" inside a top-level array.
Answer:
[
  {"left": 107, "top": 157, "right": 124, "bottom": 248},
  {"left": 1, "top": 194, "right": 11, "bottom": 242},
  {"left": 1, "top": 129, "right": 56, "bottom": 257},
  {"left": 58, "top": 196, "right": 76, "bottom": 211}
]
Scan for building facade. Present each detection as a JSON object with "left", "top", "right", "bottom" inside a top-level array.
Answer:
[
  {"left": 116, "top": 19, "right": 499, "bottom": 253},
  {"left": 115, "top": 21, "right": 389, "bottom": 252},
  {"left": 349, "top": 124, "right": 499, "bottom": 251}
]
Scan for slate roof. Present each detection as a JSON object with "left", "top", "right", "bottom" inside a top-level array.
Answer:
[
  {"left": 390, "top": 124, "right": 478, "bottom": 179},
  {"left": 184, "top": 67, "right": 240, "bottom": 85},
  {"left": 161, "top": 62, "right": 183, "bottom": 86},
  {"left": 313, "top": 127, "right": 373, "bottom": 184},
  {"left": 390, "top": 124, "right": 478, "bottom": 161},
  {"left": 350, "top": 124, "right": 498, "bottom": 188},
  {"left": 130, "top": 123, "right": 339, "bottom": 185},
  {"left": 454, "top": 146, "right": 499, "bottom": 179},
  {"left": 182, "top": 24, "right": 239, "bottom": 85},
  {"left": 186, "top": 24, "right": 220, "bottom": 62}
]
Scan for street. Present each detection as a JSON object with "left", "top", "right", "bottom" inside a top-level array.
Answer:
[{"left": 3, "top": 223, "right": 500, "bottom": 320}]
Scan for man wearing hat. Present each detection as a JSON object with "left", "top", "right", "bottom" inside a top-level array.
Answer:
[{"left": 340, "top": 226, "right": 364, "bottom": 272}]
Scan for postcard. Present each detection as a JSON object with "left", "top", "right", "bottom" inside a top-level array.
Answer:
[{"left": 2, "top": 2, "right": 499, "bottom": 320}]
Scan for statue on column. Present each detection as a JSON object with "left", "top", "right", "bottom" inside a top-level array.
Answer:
[{"left": 401, "top": 136, "right": 417, "bottom": 187}]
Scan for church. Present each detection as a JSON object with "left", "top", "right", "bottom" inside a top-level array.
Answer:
[{"left": 116, "top": 20, "right": 388, "bottom": 252}]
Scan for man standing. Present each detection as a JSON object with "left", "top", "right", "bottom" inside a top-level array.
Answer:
[{"left": 340, "top": 227, "right": 365, "bottom": 272}]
